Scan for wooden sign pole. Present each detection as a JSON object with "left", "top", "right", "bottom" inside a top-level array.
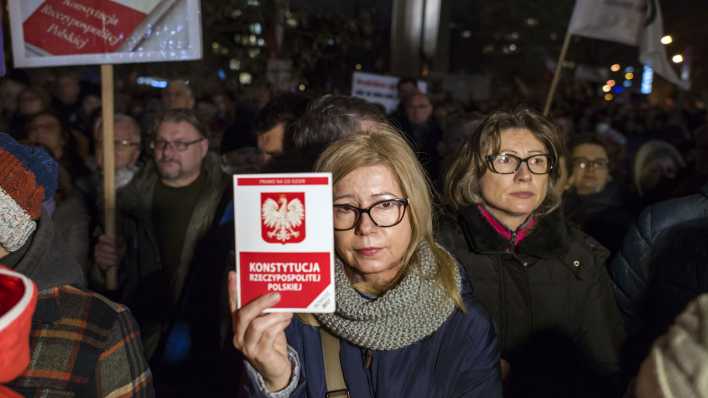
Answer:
[{"left": 101, "top": 64, "right": 118, "bottom": 291}]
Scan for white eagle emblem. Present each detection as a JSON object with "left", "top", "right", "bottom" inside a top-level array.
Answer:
[{"left": 261, "top": 195, "right": 305, "bottom": 242}]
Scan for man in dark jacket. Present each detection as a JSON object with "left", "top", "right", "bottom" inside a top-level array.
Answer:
[
  {"left": 609, "top": 183, "right": 708, "bottom": 335},
  {"left": 89, "top": 110, "right": 231, "bottom": 394},
  {"left": 609, "top": 183, "right": 708, "bottom": 379},
  {"left": 0, "top": 133, "right": 154, "bottom": 397},
  {"left": 392, "top": 92, "right": 443, "bottom": 184},
  {"left": 629, "top": 216, "right": 708, "bottom": 371}
]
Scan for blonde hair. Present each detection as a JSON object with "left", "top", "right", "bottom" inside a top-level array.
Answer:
[
  {"left": 314, "top": 125, "right": 463, "bottom": 309},
  {"left": 444, "top": 108, "right": 565, "bottom": 215}
]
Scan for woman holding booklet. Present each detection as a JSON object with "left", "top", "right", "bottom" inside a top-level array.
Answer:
[{"left": 228, "top": 125, "right": 502, "bottom": 397}]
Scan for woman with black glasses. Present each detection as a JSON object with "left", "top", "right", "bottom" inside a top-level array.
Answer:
[
  {"left": 229, "top": 125, "right": 502, "bottom": 397},
  {"left": 440, "top": 109, "right": 625, "bottom": 398}
]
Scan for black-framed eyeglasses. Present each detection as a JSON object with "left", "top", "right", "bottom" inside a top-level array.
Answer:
[
  {"left": 149, "top": 137, "right": 204, "bottom": 152},
  {"left": 486, "top": 153, "right": 554, "bottom": 175},
  {"left": 333, "top": 198, "right": 408, "bottom": 231},
  {"left": 572, "top": 157, "right": 609, "bottom": 171}
]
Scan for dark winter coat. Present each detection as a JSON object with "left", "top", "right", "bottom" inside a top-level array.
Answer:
[
  {"left": 5, "top": 214, "right": 154, "bottom": 397},
  {"left": 609, "top": 183, "right": 708, "bottom": 337},
  {"left": 631, "top": 216, "right": 708, "bottom": 370},
  {"left": 563, "top": 182, "right": 637, "bottom": 255},
  {"left": 246, "top": 276, "right": 502, "bottom": 398},
  {"left": 88, "top": 152, "right": 231, "bottom": 385},
  {"left": 439, "top": 206, "right": 625, "bottom": 397}
]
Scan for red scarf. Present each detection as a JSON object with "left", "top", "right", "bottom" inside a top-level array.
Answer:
[{"left": 477, "top": 204, "right": 537, "bottom": 247}]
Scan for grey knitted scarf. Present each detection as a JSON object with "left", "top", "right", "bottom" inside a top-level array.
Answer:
[{"left": 315, "top": 241, "right": 461, "bottom": 351}]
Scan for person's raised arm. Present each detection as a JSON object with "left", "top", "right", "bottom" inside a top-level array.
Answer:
[{"left": 228, "top": 271, "right": 294, "bottom": 392}]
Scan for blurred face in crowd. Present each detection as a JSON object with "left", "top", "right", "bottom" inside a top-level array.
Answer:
[
  {"left": 153, "top": 120, "right": 208, "bottom": 187},
  {"left": 162, "top": 81, "right": 195, "bottom": 110},
  {"left": 397, "top": 81, "right": 419, "bottom": 102},
  {"left": 641, "top": 156, "right": 679, "bottom": 194},
  {"left": 26, "top": 114, "right": 64, "bottom": 159},
  {"left": 18, "top": 89, "right": 45, "bottom": 116},
  {"left": 405, "top": 93, "right": 433, "bottom": 126},
  {"left": 95, "top": 119, "right": 141, "bottom": 170},
  {"left": 81, "top": 94, "right": 101, "bottom": 117},
  {"left": 257, "top": 122, "right": 285, "bottom": 162},
  {"left": 212, "top": 93, "right": 234, "bottom": 117},
  {"left": 333, "top": 164, "right": 411, "bottom": 291},
  {"left": 571, "top": 143, "right": 610, "bottom": 195},
  {"left": 56, "top": 75, "right": 81, "bottom": 106},
  {"left": 0, "top": 79, "right": 25, "bottom": 115},
  {"left": 480, "top": 128, "right": 549, "bottom": 230}
]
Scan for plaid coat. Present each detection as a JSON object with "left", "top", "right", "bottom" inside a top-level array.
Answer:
[
  {"left": 7, "top": 285, "right": 154, "bottom": 397},
  {"left": 5, "top": 214, "right": 154, "bottom": 397}
]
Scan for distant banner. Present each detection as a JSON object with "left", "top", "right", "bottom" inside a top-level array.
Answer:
[
  {"left": 351, "top": 71, "right": 427, "bottom": 114},
  {"left": 8, "top": 0, "right": 202, "bottom": 67}
]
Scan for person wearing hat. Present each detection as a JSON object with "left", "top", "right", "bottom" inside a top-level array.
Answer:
[{"left": 0, "top": 133, "right": 154, "bottom": 397}]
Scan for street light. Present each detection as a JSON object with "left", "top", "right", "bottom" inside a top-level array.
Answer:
[
  {"left": 610, "top": 64, "right": 621, "bottom": 72},
  {"left": 672, "top": 54, "right": 684, "bottom": 64},
  {"left": 661, "top": 35, "right": 673, "bottom": 45}
]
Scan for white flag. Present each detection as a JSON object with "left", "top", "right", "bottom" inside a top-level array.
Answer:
[
  {"left": 568, "top": 0, "right": 644, "bottom": 46},
  {"left": 568, "top": 0, "right": 690, "bottom": 90},
  {"left": 638, "top": 0, "right": 690, "bottom": 90}
]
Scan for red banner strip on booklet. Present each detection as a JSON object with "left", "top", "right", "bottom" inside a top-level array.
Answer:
[
  {"left": 240, "top": 251, "right": 331, "bottom": 309},
  {"left": 237, "top": 177, "right": 329, "bottom": 186}
]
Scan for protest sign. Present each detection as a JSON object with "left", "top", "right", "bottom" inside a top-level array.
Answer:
[
  {"left": 234, "top": 173, "right": 335, "bottom": 313},
  {"left": 351, "top": 71, "right": 427, "bottom": 114},
  {"left": 8, "top": 0, "right": 202, "bottom": 67}
]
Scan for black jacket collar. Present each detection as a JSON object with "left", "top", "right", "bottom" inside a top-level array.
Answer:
[{"left": 458, "top": 205, "right": 570, "bottom": 258}]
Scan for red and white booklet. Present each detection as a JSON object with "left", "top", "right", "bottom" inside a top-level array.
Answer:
[
  {"left": 22, "top": 0, "right": 177, "bottom": 55},
  {"left": 233, "top": 173, "right": 335, "bottom": 313}
]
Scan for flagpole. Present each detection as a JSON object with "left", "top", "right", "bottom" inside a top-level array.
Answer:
[{"left": 543, "top": 30, "right": 573, "bottom": 116}]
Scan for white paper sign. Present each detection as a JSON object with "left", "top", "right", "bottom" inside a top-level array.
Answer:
[
  {"left": 351, "top": 71, "right": 427, "bottom": 114},
  {"left": 233, "top": 173, "right": 335, "bottom": 313},
  {"left": 8, "top": 0, "right": 202, "bottom": 67}
]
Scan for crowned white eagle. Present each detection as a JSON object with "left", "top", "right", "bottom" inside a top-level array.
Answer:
[{"left": 262, "top": 195, "right": 305, "bottom": 242}]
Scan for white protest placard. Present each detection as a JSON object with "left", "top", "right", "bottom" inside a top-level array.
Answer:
[
  {"left": 8, "top": 0, "right": 202, "bottom": 67},
  {"left": 351, "top": 71, "right": 427, "bottom": 114},
  {"left": 234, "top": 173, "right": 335, "bottom": 313}
]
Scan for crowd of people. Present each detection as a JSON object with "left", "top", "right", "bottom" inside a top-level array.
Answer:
[{"left": 1, "top": 67, "right": 708, "bottom": 397}]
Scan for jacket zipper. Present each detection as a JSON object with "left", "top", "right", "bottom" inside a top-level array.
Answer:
[
  {"left": 508, "top": 234, "right": 534, "bottom": 337},
  {"left": 364, "top": 349, "right": 373, "bottom": 368},
  {"left": 363, "top": 349, "right": 375, "bottom": 396}
]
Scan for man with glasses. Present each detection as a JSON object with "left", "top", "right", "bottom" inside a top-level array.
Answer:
[
  {"left": 90, "top": 109, "right": 231, "bottom": 392},
  {"left": 395, "top": 92, "right": 442, "bottom": 186},
  {"left": 77, "top": 114, "right": 143, "bottom": 206}
]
